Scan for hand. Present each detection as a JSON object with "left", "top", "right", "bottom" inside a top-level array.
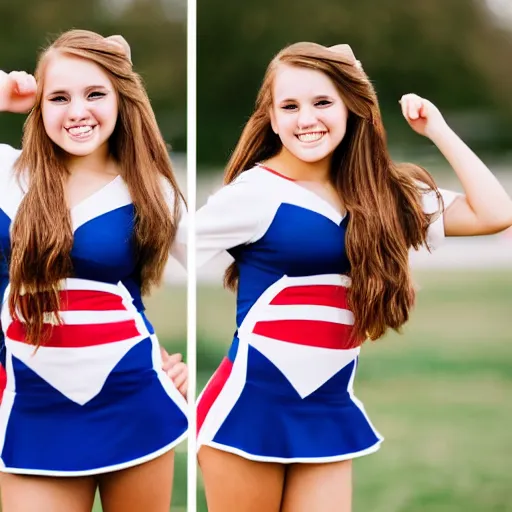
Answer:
[
  {"left": 160, "top": 347, "right": 188, "bottom": 398},
  {"left": 399, "top": 93, "right": 449, "bottom": 141},
  {"left": 0, "top": 71, "right": 37, "bottom": 113}
]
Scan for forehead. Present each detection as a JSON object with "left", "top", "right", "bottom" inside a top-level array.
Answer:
[
  {"left": 43, "top": 54, "right": 113, "bottom": 91},
  {"left": 272, "top": 64, "right": 340, "bottom": 102}
]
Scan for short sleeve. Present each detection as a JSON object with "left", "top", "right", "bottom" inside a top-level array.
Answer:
[
  {"left": 0, "top": 144, "right": 21, "bottom": 181},
  {"left": 423, "top": 187, "right": 460, "bottom": 250},
  {"left": 195, "top": 173, "right": 275, "bottom": 268},
  {"left": 160, "top": 175, "right": 187, "bottom": 268}
]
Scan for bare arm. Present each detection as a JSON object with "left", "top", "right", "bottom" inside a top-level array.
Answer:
[{"left": 401, "top": 94, "right": 512, "bottom": 236}]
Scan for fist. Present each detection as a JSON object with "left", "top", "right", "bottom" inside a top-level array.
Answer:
[
  {"left": 0, "top": 70, "right": 37, "bottom": 113},
  {"left": 399, "top": 93, "right": 448, "bottom": 140},
  {"left": 161, "top": 347, "right": 188, "bottom": 399}
]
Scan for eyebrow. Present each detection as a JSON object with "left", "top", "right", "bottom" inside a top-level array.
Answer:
[
  {"left": 278, "top": 94, "right": 334, "bottom": 103},
  {"left": 46, "top": 85, "right": 110, "bottom": 96}
]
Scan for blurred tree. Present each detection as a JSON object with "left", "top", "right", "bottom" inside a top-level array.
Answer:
[
  {"left": 198, "top": 0, "right": 512, "bottom": 167},
  {"left": 0, "top": 0, "right": 186, "bottom": 150}
]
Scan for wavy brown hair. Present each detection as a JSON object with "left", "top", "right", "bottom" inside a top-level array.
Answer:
[
  {"left": 223, "top": 42, "right": 442, "bottom": 346},
  {"left": 9, "top": 29, "right": 184, "bottom": 345}
]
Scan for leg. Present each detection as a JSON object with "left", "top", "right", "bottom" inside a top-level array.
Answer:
[
  {"left": 281, "top": 460, "right": 352, "bottom": 512},
  {"left": 198, "top": 445, "right": 285, "bottom": 512},
  {"left": 98, "top": 450, "right": 174, "bottom": 512},
  {"left": 0, "top": 473, "right": 96, "bottom": 512}
]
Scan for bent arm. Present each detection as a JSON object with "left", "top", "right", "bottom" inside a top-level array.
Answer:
[{"left": 431, "top": 126, "right": 512, "bottom": 236}]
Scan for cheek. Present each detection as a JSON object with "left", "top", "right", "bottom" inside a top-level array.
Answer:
[
  {"left": 325, "top": 108, "right": 348, "bottom": 136},
  {"left": 95, "top": 101, "right": 118, "bottom": 130},
  {"left": 275, "top": 115, "right": 297, "bottom": 138},
  {"left": 41, "top": 105, "right": 63, "bottom": 134}
]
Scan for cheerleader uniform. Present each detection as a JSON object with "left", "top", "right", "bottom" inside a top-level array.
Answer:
[
  {"left": 196, "top": 164, "right": 457, "bottom": 463},
  {"left": 0, "top": 144, "right": 188, "bottom": 476}
]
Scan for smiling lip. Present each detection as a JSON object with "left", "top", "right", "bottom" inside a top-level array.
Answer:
[
  {"left": 65, "top": 125, "right": 96, "bottom": 141},
  {"left": 296, "top": 131, "right": 326, "bottom": 143}
]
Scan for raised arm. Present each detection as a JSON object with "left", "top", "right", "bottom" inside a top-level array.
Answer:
[{"left": 400, "top": 93, "right": 512, "bottom": 236}]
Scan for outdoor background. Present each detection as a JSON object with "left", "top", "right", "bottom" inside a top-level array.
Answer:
[
  {"left": 0, "top": 1, "right": 187, "bottom": 511},
  {"left": 1, "top": 0, "right": 511, "bottom": 511},
  {"left": 197, "top": 1, "right": 512, "bottom": 511}
]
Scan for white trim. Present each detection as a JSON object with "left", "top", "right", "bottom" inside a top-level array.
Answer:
[
  {"left": 50, "top": 310, "right": 134, "bottom": 325},
  {"left": 202, "top": 438, "right": 383, "bottom": 464},
  {"left": 62, "top": 278, "right": 131, "bottom": 297},
  {"left": 282, "top": 273, "right": 352, "bottom": 288},
  {"left": 0, "top": 354, "right": 16, "bottom": 459},
  {"left": 0, "top": 430, "right": 188, "bottom": 477},
  {"left": 150, "top": 334, "right": 188, "bottom": 416},
  {"left": 70, "top": 176, "right": 131, "bottom": 232},
  {"left": 248, "top": 332, "right": 359, "bottom": 398},
  {"left": 197, "top": 339, "right": 248, "bottom": 449},
  {"left": 238, "top": 274, "right": 351, "bottom": 338},
  {"left": 259, "top": 304, "right": 354, "bottom": 325},
  {"left": 255, "top": 167, "right": 344, "bottom": 226},
  {"left": 347, "top": 359, "right": 384, "bottom": 443}
]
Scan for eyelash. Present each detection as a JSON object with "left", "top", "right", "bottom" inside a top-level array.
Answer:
[
  {"left": 49, "top": 92, "right": 106, "bottom": 103},
  {"left": 281, "top": 100, "right": 332, "bottom": 111}
]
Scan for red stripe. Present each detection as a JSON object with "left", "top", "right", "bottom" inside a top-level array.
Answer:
[
  {"left": 257, "top": 164, "right": 296, "bottom": 181},
  {"left": 197, "top": 357, "right": 233, "bottom": 435},
  {"left": 270, "top": 285, "right": 349, "bottom": 309},
  {"left": 58, "top": 290, "right": 126, "bottom": 312},
  {"left": 6, "top": 320, "right": 140, "bottom": 347},
  {"left": 253, "top": 320, "right": 356, "bottom": 350}
]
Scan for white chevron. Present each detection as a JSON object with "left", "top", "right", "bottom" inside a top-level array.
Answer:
[
  {"left": 247, "top": 332, "right": 359, "bottom": 398},
  {"left": 6, "top": 335, "right": 145, "bottom": 405}
]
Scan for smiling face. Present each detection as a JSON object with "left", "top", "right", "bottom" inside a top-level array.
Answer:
[
  {"left": 41, "top": 54, "right": 118, "bottom": 159},
  {"left": 270, "top": 64, "right": 349, "bottom": 164}
]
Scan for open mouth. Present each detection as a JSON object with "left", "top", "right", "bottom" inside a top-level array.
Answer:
[
  {"left": 65, "top": 125, "right": 96, "bottom": 140},
  {"left": 296, "top": 131, "right": 326, "bottom": 143}
]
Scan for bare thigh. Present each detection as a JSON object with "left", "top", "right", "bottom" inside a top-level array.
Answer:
[
  {"left": 0, "top": 473, "right": 96, "bottom": 512},
  {"left": 97, "top": 450, "right": 175, "bottom": 512},
  {"left": 281, "top": 460, "right": 352, "bottom": 512},
  {"left": 199, "top": 446, "right": 285, "bottom": 512}
]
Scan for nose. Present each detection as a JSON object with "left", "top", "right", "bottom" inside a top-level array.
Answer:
[
  {"left": 297, "top": 105, "right": 317, "bottom": 129},
  {"left": 67, "top": 98, "right": 89, "bottom": 122}
]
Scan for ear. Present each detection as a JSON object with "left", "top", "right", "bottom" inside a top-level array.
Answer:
[
  {"left": 105, "top": 35, "right": 132, "bottom": 64},
  {"left": 269, "top": 107, "right": 278, "bottom": 135}
]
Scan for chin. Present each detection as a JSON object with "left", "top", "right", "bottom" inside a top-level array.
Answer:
[
  {"left": 59, "top": 142, "right": 102, "bottom": 157},
  {"left": 294, "top": 150, "right": 331, "bottom": 164}
]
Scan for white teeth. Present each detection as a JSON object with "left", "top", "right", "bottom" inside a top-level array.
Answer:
[
  {"left": 67, "top": 126, "right": 93, "bottom": 136},
  {"left": 297, "top": 132, "right": 325, "bottom": 143}
]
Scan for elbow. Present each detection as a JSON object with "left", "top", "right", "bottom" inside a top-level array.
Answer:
[{"left": 488, "top": 208, "right": 512, "bottom": 234}]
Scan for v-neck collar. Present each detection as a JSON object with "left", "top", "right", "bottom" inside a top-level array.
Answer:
[{"left": 257, "top": 164, "right": 347, "bottom": 223}]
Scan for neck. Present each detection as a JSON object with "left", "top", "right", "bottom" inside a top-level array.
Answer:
[
  {"left": 65, "top": 143, "right": 116, "bottom": 176},
  {"left": 265, "top": 146, "right": 331, "bottom": 183}
]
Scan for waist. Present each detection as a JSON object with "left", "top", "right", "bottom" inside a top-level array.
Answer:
[
  {"left": 1, "top": 278, "right": 150, "bottom": 348},
  {"left": 238, "top": 273, "right": 357, "bottom": 349}
]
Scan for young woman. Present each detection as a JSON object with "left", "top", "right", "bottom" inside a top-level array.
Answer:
[
  {"left": 195, "top": 42, "right": 512, "bottom": 512},
  {"left": 0, "top": 30, "right": 188, "bottom": 512}
]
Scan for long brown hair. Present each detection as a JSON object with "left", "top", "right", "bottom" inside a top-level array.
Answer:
[
  {"left": 223, "top": 42, "right": 442, "bottom": 346},
  {"left": 9, "top": 29, "right": 184, "bottom": 345}
]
